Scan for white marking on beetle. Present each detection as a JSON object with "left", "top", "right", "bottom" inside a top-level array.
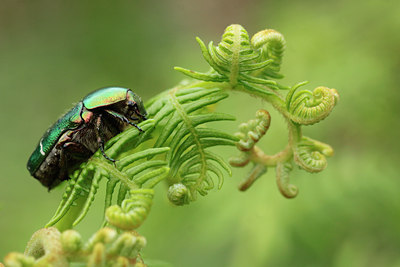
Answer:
[{"left": 40, "top": 139, "right": 45, "bottom": 156}]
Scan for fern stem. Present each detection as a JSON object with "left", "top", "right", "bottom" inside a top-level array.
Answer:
[
  {"left": 228, "top": 25, "right": 241, "bottom": 87},
  {"left": 91, "top": 158, "right": 138, "bottom": 190},
  {"left": 249, "top": 145, "right": 292, "bottom": 167},
  {"left": 168, "top": 88, "right": 208, "bottom": 188},
  {"left": 231, "top": 82, "right": 304, "bottom": 163},
  {"left": 182, "top": 80, "right": 231, "bottom": 91},
  {"left": 238, "top": 163, "right": 266, "bottom": 191},
  {"left": 231, "top": 85, "right": 289, "bottom": 116}
]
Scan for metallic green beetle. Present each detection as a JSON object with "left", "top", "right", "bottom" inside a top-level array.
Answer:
[{"left": 27, "top": 87, "right": 147, "bottom": 190}]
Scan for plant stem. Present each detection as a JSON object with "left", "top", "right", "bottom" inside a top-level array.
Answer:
[
  {"left": 92, "top": 158, "right": 138, "bottom": 189},
  {"left": 249, "top": 145, "right": 292, "bottom": 166},
  {"left": 229, "top": 84, "right": 302, "bottom": 166}
]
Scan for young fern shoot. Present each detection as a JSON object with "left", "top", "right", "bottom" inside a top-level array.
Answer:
[
  {"left": 5, "top": 24, "right": 339, "bottom": 266},
  {"left": 177, "top": 24, "right": 339, "bottom": 198}
]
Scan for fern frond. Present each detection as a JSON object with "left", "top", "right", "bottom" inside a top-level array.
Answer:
[
  {"left": 73, "top": 170, "right": 102, "bottom": 226},
  {"left": 106, "top": 188, "right": 156, "bottom": 230},
  {"left": 175, "top": 24, "right": 281, "bottom": 93},
  {"left": 146, "top": 86, "right": 237, "bottom": 203},
  {"left": 251, "top": 29, "right": 286, "bottom": 79},
  {"left": 167, "top": 183, "right": 190, "bottom": 205},
  {"left": 286, "top": 82, "right": 339, "bottom": 125},
  {"left": 238, "top": 163, "right": 267, "bottom": 191},
  {"left": 276, "top": 161, "right": 298, "bottom": 198},
  {"left": 234, "top": 109, "right": 271, "bottom": 151},
  {"left": 293, "top": 136, "right": 334, "bottom": 172},
  {"left": 46, "top": 165, "right": 99, "bottom": 227},
  {"left": 46, "top": 120, "right": 170, "bottom": 229}
]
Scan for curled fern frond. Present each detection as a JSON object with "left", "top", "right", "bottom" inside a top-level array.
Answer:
[
  {"left": 87, "top": 243, "right": 106, "bottom": 266},
  {"left": 175, "top": 24, "right": 280, "bottom": 92},
  {"left": 238, "top": 163, "right": 267, "bottom": 191},
  {"left": 230, "top": 109, "right": 272, "bottom": 191},
  {"left": 108, "top": 231, "right": 147, "bottom": 259},
  {"left": 251, "top": 29, "right": 286, "bottom": 79},
  {"left": 106, "top": 188, "right": 155, "bottom": 230},
  {"left": 61, "top": 229, "right": 83, "bottom": 253},
  {"left": 167, "top": 183, "right": 190, "bottom": 206},
  {"left": 4, "top": 253, "right": 36, "bottom": 266},
  {"left": 80, "top": 227, "right": 146, "bottom": 263},
  {"left": 276, "top": 161, "right": 298, "bottom": 198},
  {"left": 235, "top": 109, "right": 271, "bottom": 151},
  {"left": 228, "top": 152, "right": 250, "bottom": 167},
  {"left": 293, "top": 136, "right": 334, "bottom": 172},
  {"left": 286, "top": 82, "right": 339, "bottom": 125},
  {"left": 83, "top": 227, "right": 117, "bottom": 251},
  {"left": 147, "top": 86, "right": 237, "bottom": 202},
  {"left": 5, "top": 227, "right": 146, "bottom": 266},
  {"left": 25, "top": 228, "right": 64, "bottom": 265}
]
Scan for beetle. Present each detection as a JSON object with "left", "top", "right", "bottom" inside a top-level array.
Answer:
[{"left": 27, "top": 87, "right": 147, "bottom": 190}]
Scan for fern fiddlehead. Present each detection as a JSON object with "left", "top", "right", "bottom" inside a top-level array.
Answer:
[
  {"left": 4, "top": 227, "right": 146, "bottom": 266},
  {"left": 175, "top": 24, "right": 281, "bottom": 93},
  {"left": 106, "top": 188, "right": 155, "bottom": 230},
  {"left": 228, "top": 109, "right": 271, "bottom": 191},
  {"left": 276, "top": 161, "right": 298, "bottom": 198},
  {"left": 286, "top": 82, "right": 339, "bottom": 125},
  {"left": 167, "top": 183, "right": 190, "bottom": 205},
  {"left": 235, "top": 109, "right": 271, "bottom": 152},
  {"left": 293, "top": 136, "right": 334, "bottom": 173},
  {"left": 251, "top": 29, "right": 286, "bottom": 79}
]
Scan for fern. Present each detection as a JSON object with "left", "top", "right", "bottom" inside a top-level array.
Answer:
[
  {"left": 175, "top": 24, "right": 289, "bottom": 94},
  {"left": 251, "top": 29, "right": 286, "bottom": 79},
  {"left": 5, "top": 24, "right": 339, "bottom": 266},
  {"left": 147, "top": 86, "right": 237, "bottom": 202}
]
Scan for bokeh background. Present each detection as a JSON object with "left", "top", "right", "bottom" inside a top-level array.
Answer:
[{"left": 1, "top": 0, "right": 400, "bottom": 266}]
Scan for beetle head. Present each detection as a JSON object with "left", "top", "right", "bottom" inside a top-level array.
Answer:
[{"left": 126, "top": 90, "right": 147, "bottom": 121}]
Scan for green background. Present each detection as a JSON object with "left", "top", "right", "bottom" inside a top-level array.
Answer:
[{"left": 1, "top": 0, "right": 399, "bottom": 266}]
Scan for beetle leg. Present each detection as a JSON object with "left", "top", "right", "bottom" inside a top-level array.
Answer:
[
  {"left": 52, "top": 144, "right": 74, "bottom": 191},
  {"left": 95, "top": 114, "right": 116, "bottom": 163},
  {"left": 104, "top": 109, "right": 144, "bottom": 132},
  {"left": 58, "top": 141, "right": 93, "bottom": 185},
  {"left": 62, "top": 141, "right": 92, "bottom": 160}
]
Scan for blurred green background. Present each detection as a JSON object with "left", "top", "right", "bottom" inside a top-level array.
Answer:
[{"left": 1, "top": 0, "right": 400, "bottom": 266}]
